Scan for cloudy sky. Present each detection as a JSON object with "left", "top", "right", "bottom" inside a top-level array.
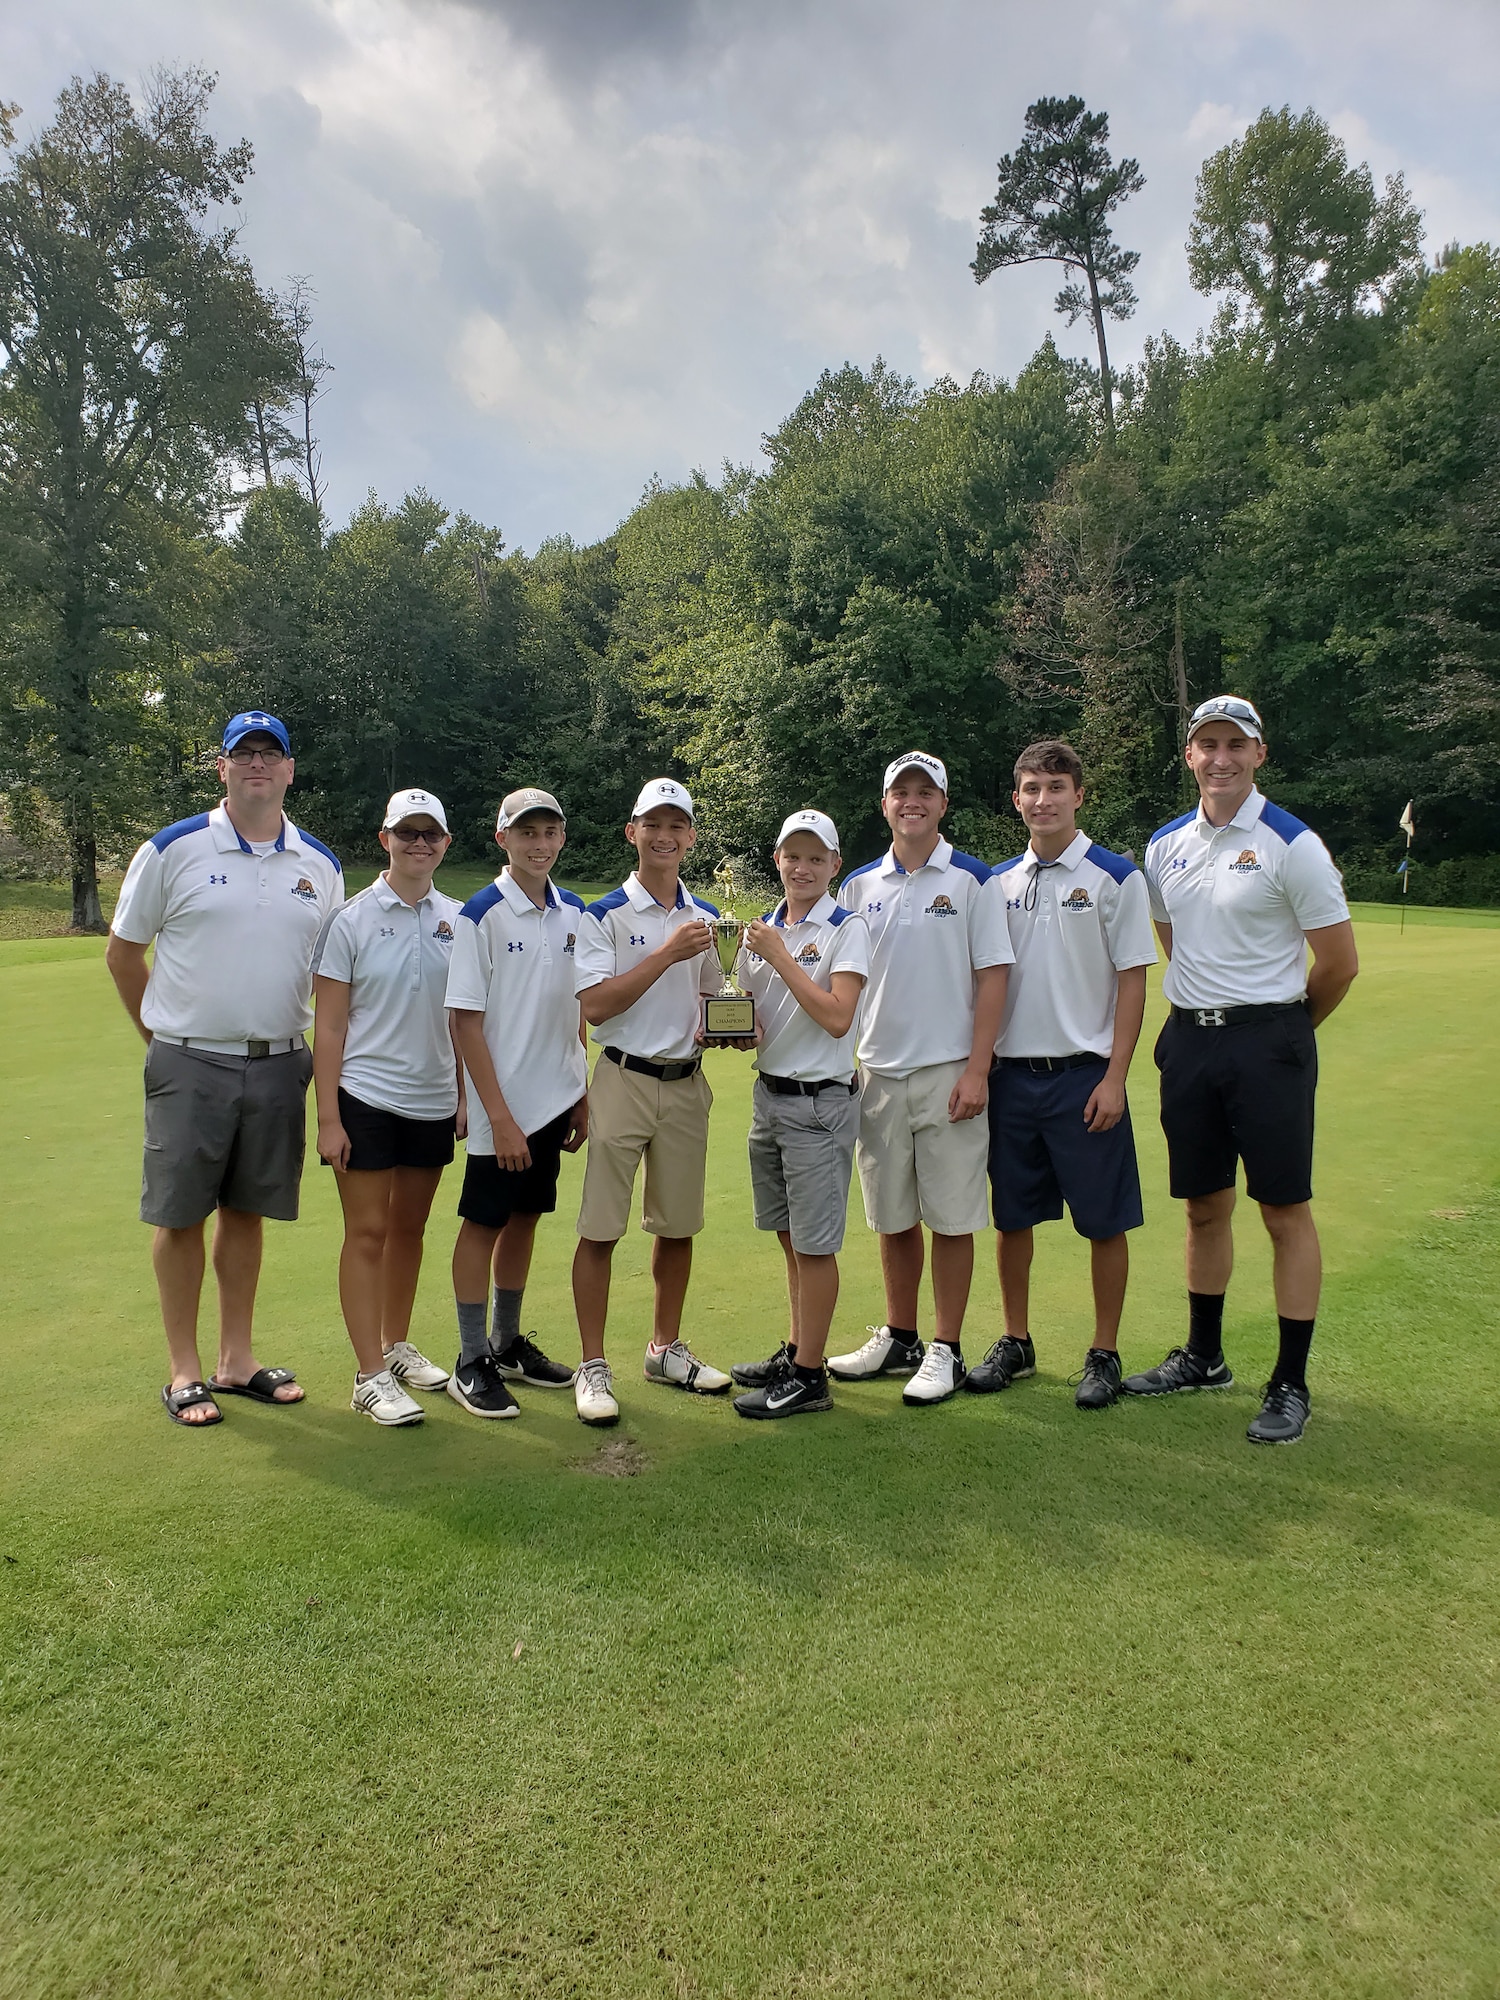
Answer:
[{"left": 7, "top": 0, "right": 1498, "bottom": 550}]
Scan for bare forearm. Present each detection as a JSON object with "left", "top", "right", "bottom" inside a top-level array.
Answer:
[
  {"left": 105, "top": 936, "right": 151, "bottom": 1042},
  {"left": 580, "top": 944, "right": 685, "bottom": 1025},
  {"left": 966, "top": 966, "right": 1009, "bottom": 1072},
  {"left": 1306, "top": 963, "right": 1356, "bottom": 1027},
  {"left": 768, "top": 956, "right": 857, "bottom": 1038}
]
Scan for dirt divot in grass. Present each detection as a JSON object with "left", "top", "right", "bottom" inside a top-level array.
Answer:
[{"left": 572, "top": 1435, "right": 648, "bottom": 1477}]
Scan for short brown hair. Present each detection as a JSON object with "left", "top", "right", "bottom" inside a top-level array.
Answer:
[{"left": 1013, "top": 739, "right": 1084, "bottom": 789}]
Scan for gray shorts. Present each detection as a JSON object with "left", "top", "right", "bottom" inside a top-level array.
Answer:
[
  {"left": 747, "top": 1075, "right": 860, "bottom": 1256},
  {"left": 140, "top": 1040, "right": 313, "bottom": 1229}
]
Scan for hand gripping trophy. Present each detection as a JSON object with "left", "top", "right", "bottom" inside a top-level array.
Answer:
[{"left": 701, "top": 858, "right": 757, "bottom": 1045}]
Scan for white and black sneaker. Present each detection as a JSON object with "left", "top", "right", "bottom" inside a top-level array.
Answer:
[
  {"left": 1246, "top": 1379, "right": 1310, "bottom": 1444},
  {"left": 574, "top": 1357, "right": 619, "bottom": 1427},
  {"left": 734, "top": 1368, "right": 833, "bottom": 1420},
  {"left": 446, "top": 1352, "right": 520, "bottom": 1419},
  {"left": 731, "top": 1342, "right": 794, "bottom": 1389},
  {"left": 493, "top": 1333, "right": 575, "bottom": 1388},
  {"left": 350, "top": 1369, "right": 425, "bottom": 1426},
  {"left": 1121, "top": 1346, "right": 1233, "bottom": 1396},
  {"left": 902, "top": 1342, "right": 966, "bottom": 1405},
  {"left": 643, "top": 1340, "right": 732, "bottom": 1394},
  {"left": 827, "top": 1326, "right": 924, "bottom": 1381},
  {"left": 964, "top": 1334, "right": 1036, "bottom": 1394},
  {"left": 383, "top": 1340, "right": 450, "bottom": 1390}
]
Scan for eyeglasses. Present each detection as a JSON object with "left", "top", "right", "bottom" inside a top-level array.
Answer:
[
  {"left": 225, "top": 744, "right": 287, "bottom": 766},
  {"left": 389, "top": 826, "right": 445, "bottom": 845}
]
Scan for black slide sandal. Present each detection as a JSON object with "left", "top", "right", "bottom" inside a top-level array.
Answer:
[
  {"left": 208, "top": 1366, "right": 303, "bottom": 1406},
  {"left": 162, "top": 1381, "right": 223, "bottom": 1426}
]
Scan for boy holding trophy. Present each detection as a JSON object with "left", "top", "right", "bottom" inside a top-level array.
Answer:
[
  {"left": 728, "top": 811, "right": 871, "bottom": 1418},
  {"left": 570, "top": 779, "right": 734, "bottom": 1425}
]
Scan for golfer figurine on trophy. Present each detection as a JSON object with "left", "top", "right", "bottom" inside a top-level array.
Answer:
[{"left": 701, "top": 858, "right": 757, "bottom": 1045}]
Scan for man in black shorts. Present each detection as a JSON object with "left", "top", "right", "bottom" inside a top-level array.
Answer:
[{"left": 1130, "top": 696, "right": 1359, "bottom": 1444}]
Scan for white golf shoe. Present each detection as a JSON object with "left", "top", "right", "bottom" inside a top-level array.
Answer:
[
  {"left": 643, "top": 1340, "right": 731, "bottom": 1394},
  {"left": 351, "top": 1369, "right": 425, "bottom": 1426},
  {"left": 383, "top": 1341, "right": 450, "bottom": 1389},
  {"left": 575, "top": 1357, "right": 620, "bottom": 1427},
  {"left": 902, "top": 1342, "right": 967, "bottom": 1406},
  {"left": 827, "top": 1325, "right": 924, "bottom": 1381}
]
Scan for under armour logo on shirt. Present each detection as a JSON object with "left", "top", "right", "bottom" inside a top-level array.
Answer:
[
  {"left": 379, "top": 926, "right": 397, "bottom": 938},
  {"left": 208, "top": 873, "right": 228, "bottom": 886},
  {"left": 507, "top": 941, "right": 524, "bottom": 953},
  {"left": 628, "top": 932, "right": 647, "bottom": 946}
]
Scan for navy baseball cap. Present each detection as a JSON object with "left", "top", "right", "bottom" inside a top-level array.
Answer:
[{"left": 222, "top": 710, "right": 291, "bottom": 755}]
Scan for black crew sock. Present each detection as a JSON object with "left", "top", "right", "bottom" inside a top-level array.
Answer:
[
  {"left": 1187, "top": 1291, "right": 1225, "bottom": 1362},
  {"left": 887, "top": 1325, "right": 920, "bottom": 1345},
  {"left": 935, "top": 1337, "right": 961, "bottom": 1352},
  {"left": 793, "top": 1362, "right": 825, "bottom": 1385},
  {"left": 1272, "top": 1317, "right": 1314, "bottom": 1392}
]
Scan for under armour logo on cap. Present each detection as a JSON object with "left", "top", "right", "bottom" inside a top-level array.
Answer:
[
  {"left": 630, "top": 778, "right": 695, "bottom": 820},
  {"left": 222, "top": 710, "right": 292, "bottom": 755}
]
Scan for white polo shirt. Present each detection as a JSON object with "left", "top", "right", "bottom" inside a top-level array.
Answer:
[
  {"left": 574, "top": 874, "right": 720, "bottom": 1062},
  {"left": 837, "top": 839, "right": 1013, "bottom": 1078},
  {"left": 444, "top": 871, "right": 589, "bottom": 1150},
  {"left": 313, "top": 877, "right": 462, "bottom": 1120},
  {"left": 112, "top": 804, "right": 343, "bottom": 1042},
  {"left": 1144, "top": 788, "right": 1350, "bottom": 1009},
  {"left": 991, "top": 833, "right": 1157, "bottom": 1058},
  {"left": 739, "top": 893, "right": 870, "bottom": 1083}
]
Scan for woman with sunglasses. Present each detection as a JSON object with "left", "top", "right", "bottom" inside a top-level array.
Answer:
[{"left": 313, "top": 790, "right": 465, "bottom": 1425}]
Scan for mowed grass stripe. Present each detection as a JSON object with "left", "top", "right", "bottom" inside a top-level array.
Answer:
[{"left": 1, "top": 917, "right": 1497, "bottom": 1998}]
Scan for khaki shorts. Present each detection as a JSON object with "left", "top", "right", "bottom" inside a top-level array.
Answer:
[
  {"left": 856, "top": 1060, "right": 991, "bottom": 1237},
  {"left": 576, "top": 1055, "right": 712, "bottom": 1241}
]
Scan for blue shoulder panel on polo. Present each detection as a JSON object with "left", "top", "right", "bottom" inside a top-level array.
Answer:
[
  {"left": 557, "top": 888, "right": 586, "bottom": 911},
  {"left": 1257, "top": 799, "right": 1311, "bottom": 845},
  {"left": 840, "top": 858, "right": 883, "bottom": 892},
  {"left": 150, "top": 813, "right": 211, "bottom": 854},
  {"left": 586, "top": 886, "right": 631, "bottom": 919},
  {"left": 1149, "top": 808, "right": 1198, "bottom": 845},
  {"left": 299, "top": 830, "right": 341, "bottom": 869},
  {"left": 691, "top": 895, "right": 720, "bottom": 917},
  {"left": 991, "top": 853, "right": 1027, "bottom": 877},
  {"left": 1085, "top": 843, "right": 1138, "bottom": 884},
  {"left": 949, "top": 849, "right": 990, "bottom": 884},
  {"left": 827, "top": 904, "right": 853, "bottom": 927},
  {"left": 460, "top": 882, "right": 504, "bottom": 924}
]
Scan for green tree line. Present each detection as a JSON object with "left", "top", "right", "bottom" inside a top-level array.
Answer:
[{"left": 3, "top": 76, "right": 1497, "bottom": 924}]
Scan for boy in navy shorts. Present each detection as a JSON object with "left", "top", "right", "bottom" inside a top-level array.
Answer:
[{"left": 970, "top": 741, "right": 1156, "bottom": 1409}]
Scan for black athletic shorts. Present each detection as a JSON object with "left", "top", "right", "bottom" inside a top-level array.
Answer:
[
  {"left": 988, "top": 1057, "right": 1144, "bottom": 1239},
  {"left": 338, "top": 1088, "right": 456, "bottom": 1173},
  {"left": 457, "top": 1106, "right": 573, "bottom": 1228},
  {"left": 1155, "top": 1006, "right": 1317, "bottom": 1207}
]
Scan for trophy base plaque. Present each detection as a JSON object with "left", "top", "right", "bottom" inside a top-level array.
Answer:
[{"left": 702, "top": 994, "right": 756, "bottom": 1043}]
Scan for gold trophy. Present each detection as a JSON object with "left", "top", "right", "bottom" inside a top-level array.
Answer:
[{"left": 701, "top": 858, "right": 757, "bottom": 1044}]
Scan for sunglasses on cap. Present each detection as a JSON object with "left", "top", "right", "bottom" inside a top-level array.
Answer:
[{"left": 1188, "top": 697, "right": 1263, "bottom": 735}]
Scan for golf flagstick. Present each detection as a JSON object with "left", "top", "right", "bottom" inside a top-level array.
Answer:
[{"left": 1398, "top": 799, "right": 1416, "bottom": 934}]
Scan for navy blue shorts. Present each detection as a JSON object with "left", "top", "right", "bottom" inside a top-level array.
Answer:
[
  {"left": 987, "top": 1057, "right": 1144, "bottom": 1239},
  {"left": 1155, "top": 1007, "right": 1316, "bottom": 1206}
]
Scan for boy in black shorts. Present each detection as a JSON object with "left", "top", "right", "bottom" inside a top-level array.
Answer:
[
  {"left": 972, "top": 742, "right": 1156, "bottom": 1408},
  {"left": 444, "top": 789, "right": 589, "bottom": 1417}
]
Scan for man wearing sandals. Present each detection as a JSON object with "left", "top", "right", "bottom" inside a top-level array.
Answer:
[{"left": 106, "top": 712, "right": 343, "bottom": 1427}]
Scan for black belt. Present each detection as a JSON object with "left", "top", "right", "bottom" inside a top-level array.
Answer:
[
  {"left": 758, "top": 1072, "right": 859, "bottom": 1097},
  {"left": 602, "top": 1045, "right": 702, "bottom": 1083},
  {"left": 997, "top": 1053, "right": 1104, "bottom": 1073},
  {"left": 1171, "top": 1001, "right": 1306, "bottom": 1029}
]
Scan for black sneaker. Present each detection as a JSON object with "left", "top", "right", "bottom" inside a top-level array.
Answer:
[
  {"left": 493, "top": 1333, "right": 575, "bottom": 1388},
  {"left": 1246, "top": 1379, "right": 1309, "bottom": 1444},
  {"left": 734, "top": 1369, "right": 833, "bottom": 1420},
  {"left": 964, "top": 1334, "right": 1036, "bottom": 1394},
  {"left": 446, "top": 1352, "right": 520, "bottom": 1418},
  {"left": 1121, "top": 1346, "right": 1233, "bottom": 1396},
  {"left": 731, "top": 1342, "right": 794, "bottom": 1389},
  {"left": 1072, "top": 1347, "right": 1122, "bottom": 1410}
]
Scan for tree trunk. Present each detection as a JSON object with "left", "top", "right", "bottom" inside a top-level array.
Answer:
[
  {"left": 1171, "top": 580, "right": 1190, "bottom": 743},
  {"left": 1085, "top": 260, "right": 1115, "bottom": 445},
  {"left": 58, "top": 572, "right": 108, "bottom": 932},
  {"left": 253, "top": 397, "right": 274, "bottom": 486},
  {"left": 69, "top": 813, "right": 105, "bottom": 932}
]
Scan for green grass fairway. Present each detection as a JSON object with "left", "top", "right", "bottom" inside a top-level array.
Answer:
[{"left": 2, "top": 918, "right": 1497, "bottom": 1999}]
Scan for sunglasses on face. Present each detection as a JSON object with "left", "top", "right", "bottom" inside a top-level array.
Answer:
[
  {"left": 225, "top": 745, "right": 286, "bottom": 766},
  {"left": 389, "top": 825, "right": 445, "bottom": 844}
]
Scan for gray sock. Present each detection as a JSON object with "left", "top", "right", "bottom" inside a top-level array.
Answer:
[
  {"left": 491, "top": 1287, "right": 524, "bottom": 1357},
  {"left": 456, "top": 1299, "right": 490, "bottom": 1365}
]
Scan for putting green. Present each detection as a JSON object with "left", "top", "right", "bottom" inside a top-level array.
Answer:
[{"left": 1, "top": 913, "right": 1496, "bottom": 1998}]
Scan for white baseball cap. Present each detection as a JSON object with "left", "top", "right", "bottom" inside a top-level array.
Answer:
[
  {"left": 882, "top": 751, "right": 948, "bottom": 795},
  {"left": 774, "top": 809, "right": 841, "bottom": 854},
  {"left": 497, "top": 787, "right": 565, "bottom": 831},
  {"left": 382, "top": 788, "right": 449, "bottom": 832},
  {"left": 630, "top": 778, "right": 695, "bottom": 821},
  {"left": 1185, "top": 694, "right": 1264, "bottom": 741}
]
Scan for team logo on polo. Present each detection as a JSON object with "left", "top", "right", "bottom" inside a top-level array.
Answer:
[
  {"left": 291, "top": 876, "right": 317, "bottom": 902},
  {"left": 794, "top": 943, "right": 822, "bottom": 966},
  {"left": 1062, "top": 886, "right": 1093, "bottom": 910},
  {"left": 433, "top": 920, "right": 454, "bottom": 942},
  {"left": 1228, "top": 848, "right": 1261, "bottom": 873},
  {"left": 564, "top": 932, "right": 576, "bottom": 955},
  {"left": 926, "top": 894, "right": 957, "bottom": 918}
]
